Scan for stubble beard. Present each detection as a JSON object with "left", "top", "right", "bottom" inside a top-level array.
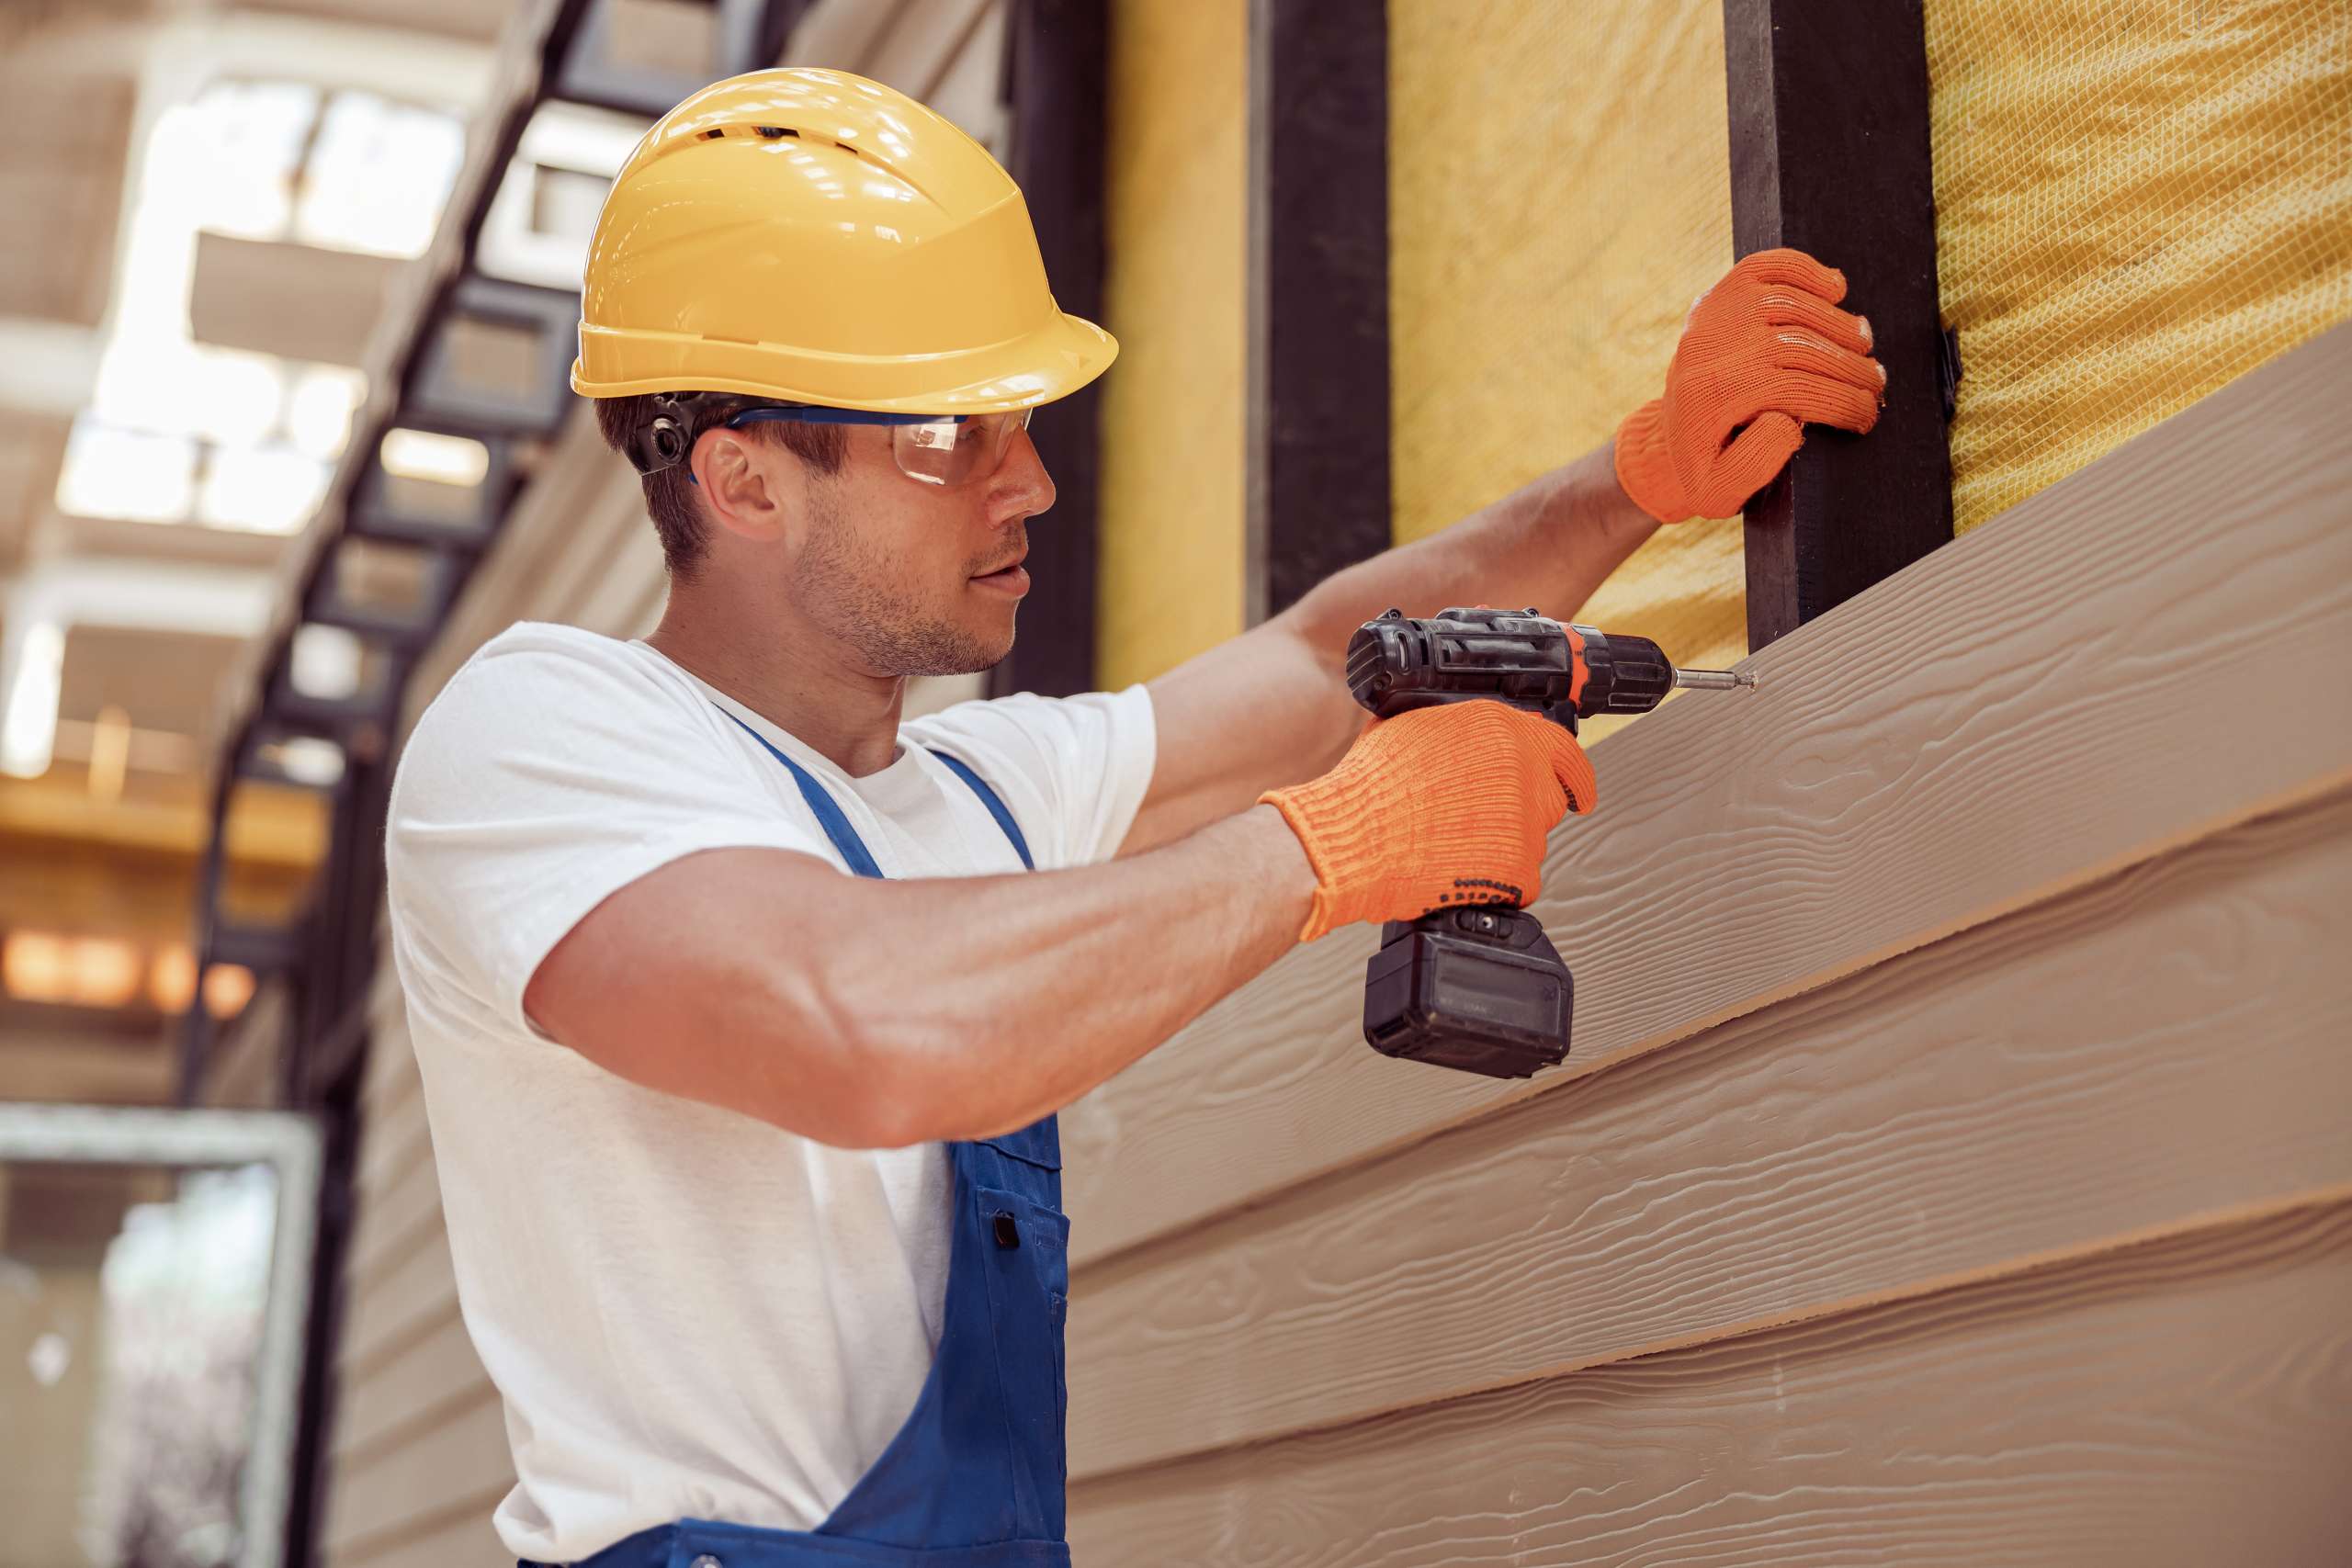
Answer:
[{"left": 793, "top": 487, "right": 1013, "bottom": 677}]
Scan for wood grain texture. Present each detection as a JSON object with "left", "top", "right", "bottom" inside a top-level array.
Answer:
[
  {"left": 1060, "top": 321, "right": 2352, "bottom": 1268},
  {"left": 322, "top": 1393, "right": 511, "bottom": 1558},
  {"left": 333, "top": 1310, "right": 491, "bottom": 1467},
  {"left": 1066, "top": 787, "right": 2352, "bottom": 1478},
  {"left": 1069, "top": 1198, "right": 2352, "bottom": 1566},
  {"left": 344, "top": 1099, "right": 442, "bottom": 1289},
  {"left": 329, "top": 1501, "right": 510, "bottom": 1568},
  {"left": 357, "top": 966, "right": 413, "bottom": 1106},
  {"left": 340, "top": 1220, "right": 461, "bottom": 1388}
]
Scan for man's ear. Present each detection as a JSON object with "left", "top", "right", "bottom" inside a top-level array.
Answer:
[{"left": 692, "top": 427, "right": 786, "bottom": 541}]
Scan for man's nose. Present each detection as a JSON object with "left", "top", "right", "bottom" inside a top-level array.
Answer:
[{"left": 991, "top": 428, "right": 1056, "bottom": 519}]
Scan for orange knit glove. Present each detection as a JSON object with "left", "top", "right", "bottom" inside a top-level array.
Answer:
[
  {"left": 1613, "top": 247, "right": 1887, "bottom": 525},
  {"left": 1260, "top": 702, "right": 1597, "bottom": 944}
]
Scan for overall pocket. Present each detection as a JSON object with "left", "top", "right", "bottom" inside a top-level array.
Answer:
[{"left": 972, "top": 1181, "right": 1072, "bottom": 1538}]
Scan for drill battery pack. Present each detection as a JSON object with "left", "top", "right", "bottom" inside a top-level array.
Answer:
[{"left": 1362, "top": 906, "right": 1575, "bottom": 1079}]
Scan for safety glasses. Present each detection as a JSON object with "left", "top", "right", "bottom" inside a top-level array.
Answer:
[{"left": 725, "top": 405, "right": 1033, "bottom": 488}]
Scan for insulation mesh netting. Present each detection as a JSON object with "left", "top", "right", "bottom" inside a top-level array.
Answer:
[
  {"left": 1390, "top": 0, "right": 1740, "bottom": 737},
  {"left": 1926, "top": 0, "right": 2352, "bottom": 533}
]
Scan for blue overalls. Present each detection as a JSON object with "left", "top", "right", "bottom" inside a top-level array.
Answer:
[{"left": 523, "top": 712, "right": 1071, "bottom": 1568}]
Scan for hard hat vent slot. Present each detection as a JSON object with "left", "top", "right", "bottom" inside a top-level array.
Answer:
[
  {"left": 701, "top": 129, "right": 725, "bottom": 141},
  {"left": 754, "top": 125, "right": 791, "bottom": 139}
]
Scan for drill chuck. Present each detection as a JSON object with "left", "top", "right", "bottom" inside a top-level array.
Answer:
[{"left": 1574, "top": 626, "right": 1677, "bottom": 717}]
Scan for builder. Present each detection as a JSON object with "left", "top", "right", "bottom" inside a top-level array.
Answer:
[{"left": 384, "top": 67, "right": 1884, "bottom": 1568}]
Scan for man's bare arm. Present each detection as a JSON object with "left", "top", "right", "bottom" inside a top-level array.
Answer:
[
  {"left": 1122, "top": 440, "right": 1658, "bottom": 856},
  {"left": 525, "top": 804, "right": 1315, "bottom": 1148}
]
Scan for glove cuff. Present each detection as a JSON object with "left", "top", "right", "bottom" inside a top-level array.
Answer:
[
  {"left": 1612, "top": 400, "right": 1691, "bottom": 526},
  {"left": 1258, "top": 781, "right": 1386, "bottom": 943}
]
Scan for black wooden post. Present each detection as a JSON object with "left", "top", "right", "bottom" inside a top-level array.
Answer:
[
  {"left": 990, "top": 0, "right": 1108, "bottom": 699},
  {"left": 1245, "top": 0, "right": 1392, "bottom": 623},
  {"left": 1723, "top": 0, "right": 1954, "bottom": 651}
]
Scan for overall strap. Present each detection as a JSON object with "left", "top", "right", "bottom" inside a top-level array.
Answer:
[
  {"left": 926, "top": 750, "right": 1035, "bottom": 871},
  {"left": 715, "top": 705, "right": 1033, "bottom": 873},
  {"left": 715, "top": 706, "right": 883, "bottom": 878}
]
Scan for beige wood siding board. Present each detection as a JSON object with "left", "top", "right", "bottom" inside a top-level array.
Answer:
[
  {"left": 556, "top": 503, "right": 668, "bottom": 636},
  {"left": 323, "top": 1394, "right": 513, "bottom": 1557},
  {"left": 396, "top": 404, "right": 639, "bottom": 721},
  {"left": 334, "top": 1310, "right": 496, "bottom": 1469},
  {"left": 859, "top": 0, "right": 994, "bottom": 106},
  {"left": 331, "top": 1483, "right": 511, "bottom": 1568},
  {"left": 1062, "top": 319, "right": 2352, "bottom": 1268},
  {"left": 330, "top": 1502, "right": 510, "bottom": 1568},
  {"left": 349, "top": 1085, "right": 433, "bottom": 1232},
  {"left": 359, "top": 984, "right": 415, "bottom": 1109},
  {"left": 1067, "top": 787, "right": 2352, "bottom": 1478},
  {"left": 354, "top": 1058, "right": 427, "bottom": 1198},
  {"left": 339, "top": 1218, "right": 460, "bottom": 1379},
  {"left": 356, "top": 1046, "right": 422, "bottom": 1158},
  {"left": 345, "top": 1136, "right": 447, "bottom": 1290},
  {"left": 1069, "top": 1199, "right": 2352, "bottom": 1565}
]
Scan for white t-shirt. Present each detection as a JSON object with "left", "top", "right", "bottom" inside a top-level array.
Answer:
[{"left": 381, "top": 621, "right": 1157, "bottom": 1562}]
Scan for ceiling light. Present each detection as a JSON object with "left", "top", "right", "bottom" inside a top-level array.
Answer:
[
  {"left": 289, "top": 625, "right": 363, "bottom": 700},
  {"left": 197, "top": 444, "right": 331, "bottom": 535},
  {"left": 151, "top": 944, "right": 198, "bottom": 1014},
  {"left": 69, "top": 938, "right": 145, "bottom": 1010},
  {"left": 285, "top": 365, "right": 368, "bottom": 459},
  {"left": 188, "top": 79, "right": 321, "bottom": 241},
  {"left": 294, "top": 91, "right": 466, "bottom": 258},
  {"left": 379, "top": 427, "right": 490, "bottom": 487},
  {"left": 56, "top": 419, "right": 198, "bottom": 524},
  {"left": 85, "top": 705, "right": 132, "bottom": 804},
  {"left": 92, "top": 341, "right": 287, "bottom": 447},
  {"left": 1, "top": 618, "right": 64, "bottom": 780},
  {"left": 274, "top": 737, "right": 347, "bottom": 788},
  {"left": 204, "top": 964, "right": 257, "bottom": 1020}
]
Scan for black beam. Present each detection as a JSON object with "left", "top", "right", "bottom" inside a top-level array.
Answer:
[
  {"left": 345, "top": 430, "right": 514, "bottom": 553},
  {"left": 406, "top": 275, "right": 582, "bottom": 436},
  {"left": 1244, "top": 0, "right": 1392, "bottom": 623},
  {"left": 306, "top": 541, "right": 468, "bottom": 651},
  {"left": 279, "top": 1066, "right": 359, "bottom": 1568},
  {"left": 174, "top": 715, "right": 252, "bottom": 1105},
  {"left": 1723, "top": 0, "right": 1954, "bottom": 651},
  {"left": 262, "top": 668, "right": 402, "bottom": 736},
  {"left": 552, "top": 0, "right": 803, "bottom": 118},
  {"left": 989, "top": 0, "right": 1107, "bottom": 700},
  {"left": 209, "top": 919, "right": 304, "bottom": 975}
]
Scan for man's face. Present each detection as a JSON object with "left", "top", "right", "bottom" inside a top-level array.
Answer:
[{"left": 779, "top": 421, "right": 1056, "bottom": 679}]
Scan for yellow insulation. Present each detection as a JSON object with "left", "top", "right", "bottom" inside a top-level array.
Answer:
[
  {"left": 1389, "top": 0, "right": 1741, "bottom": 740},
  {"left": 1093, "top": 0, "right": 1249, "bottom": 690},
  {"left": 1926, "top": 0, "right": 2352, "bottom": 533}
]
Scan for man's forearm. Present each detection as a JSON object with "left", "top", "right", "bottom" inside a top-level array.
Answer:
[
  {"left": 827, "top": 804, "right": 1315, "bottom": 1144},
  {"left": 1279, "top": 439, "right": 1659, "bottom": 657}
]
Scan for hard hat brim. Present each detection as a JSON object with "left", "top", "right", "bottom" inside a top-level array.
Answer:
[{"left": 571, "top": 309, "right": 1119, "bottom": 415}]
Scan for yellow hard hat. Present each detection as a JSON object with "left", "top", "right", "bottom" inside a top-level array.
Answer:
[{"left": 571, "top": 67, "right": 1117, "bottom": 413}]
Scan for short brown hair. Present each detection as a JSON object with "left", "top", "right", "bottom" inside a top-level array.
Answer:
[{"left": 593, "top": 394, "right": 849, "bottom": 579}]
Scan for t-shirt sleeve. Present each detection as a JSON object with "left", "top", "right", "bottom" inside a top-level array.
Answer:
[
  {"left": 901, "top": 683, "right": 1158, "bottom": 871},
  {"left": 384, "top": 639, "right": 831, "bottom": 1041}
]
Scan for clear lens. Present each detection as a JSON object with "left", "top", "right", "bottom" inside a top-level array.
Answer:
[{"left": 891, "top": 408, "right": 1031, "bottom": 487}]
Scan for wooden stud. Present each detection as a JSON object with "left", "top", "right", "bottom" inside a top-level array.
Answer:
[
  {"left": 1723, "top": 0, "right": 1954, "bottom": 650},
  {"left": 1245, "top": 0, "right": 1392, "bottom": 624},
  {"left": 990, "top": 0, "right": 1109, "bottom": 699}
]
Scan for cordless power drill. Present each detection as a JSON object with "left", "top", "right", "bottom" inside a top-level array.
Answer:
[{"left": 1347, "top": 605, "right": 1758, "bottom": 1080}]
